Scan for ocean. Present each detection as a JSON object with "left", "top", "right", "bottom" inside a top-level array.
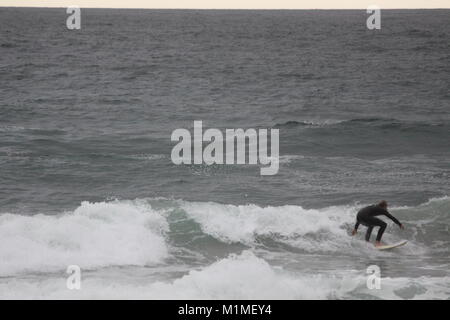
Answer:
[{"left": 0, "top": 8, "right": 449, "bottom": 299}]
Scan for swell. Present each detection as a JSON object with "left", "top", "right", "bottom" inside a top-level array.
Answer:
[
  {"left": 274, "top": 117, "right": 449, "bottom": 131},
  {"left": 275, "top": 118, "right": 450, "bottom": 157}
]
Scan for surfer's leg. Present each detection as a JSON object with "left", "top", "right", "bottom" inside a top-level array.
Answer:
[
  {"left": 365, "top": 226, "right": 373, "bottom": 241},
  {"left": 375, "top": 220, "right": 387, "bottom": 242}
]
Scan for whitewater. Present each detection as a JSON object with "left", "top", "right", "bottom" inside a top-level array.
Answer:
[{"left": 0, "top": 197, "right": 448, "bottom": 299}]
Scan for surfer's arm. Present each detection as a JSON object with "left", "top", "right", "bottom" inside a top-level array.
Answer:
[{"left": 382, "top": 210, "right": 403, "bottom": 228}]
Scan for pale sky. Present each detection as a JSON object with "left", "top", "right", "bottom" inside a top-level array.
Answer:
[{"left": 1, "top": 0, "right": 449, "bottom": 9}]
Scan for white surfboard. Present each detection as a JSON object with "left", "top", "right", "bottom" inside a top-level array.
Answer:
[{"left": 376, "top": 240, "right": 408, "bottom": 250}]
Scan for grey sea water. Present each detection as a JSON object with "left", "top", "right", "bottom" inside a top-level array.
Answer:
[{"left": 0, "top": 8, "right": 449, "bottom": 299}]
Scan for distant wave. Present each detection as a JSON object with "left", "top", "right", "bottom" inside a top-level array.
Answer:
[
  {"left": 0, "top": 125, "right": 26, "bottom": 132},
  {"left": 274, "top": 117, "right": 448, "bottom": 130},
  {"left": 0, "top": 43, "right": 16, "bottom": 48},
  {"left": 405, "top": 28, "right": 434, "bottom": 38},
  {"left": 274, "top": 119, "right": 344, "bottom": 128},
  {"left": 0, "top": 125, "right": 66, "bottom": 136},
  {"left": 125, "top": 154, "right": 166, "bottom": 161}
]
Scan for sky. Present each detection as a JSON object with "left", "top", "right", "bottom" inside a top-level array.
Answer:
[{"left": 1, "top": 0, "right": 449, "bottom": 9}]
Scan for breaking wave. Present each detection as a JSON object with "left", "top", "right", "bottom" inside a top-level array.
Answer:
[
  {"left": 0, "top": 196, "right": 448, "bottom": 299},
  {"left": 0, "top": 200, "right": 169, "bottom": 276},
  {"left": 0, "top": 251, "right": 448, "bottom": 299},
  {"left": 1, "top": 196, "right": 448, "bottom": 276}
]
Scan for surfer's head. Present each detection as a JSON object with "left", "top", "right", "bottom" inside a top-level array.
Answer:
[{"left": 378, "top": 200, "right": 388, "bottom": 209}]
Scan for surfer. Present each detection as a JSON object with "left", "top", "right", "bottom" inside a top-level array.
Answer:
[{"left": 351, "top": 200, "right": 404, "bottom": 247}]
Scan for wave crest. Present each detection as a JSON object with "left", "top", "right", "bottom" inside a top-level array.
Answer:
[{"left": 0, "top": 200, "right": 169, "bottom": 276}]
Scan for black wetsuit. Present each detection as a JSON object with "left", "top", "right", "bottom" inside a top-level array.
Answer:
[{"left": 354, "top": 205, "right": 402, "bottom": 242}]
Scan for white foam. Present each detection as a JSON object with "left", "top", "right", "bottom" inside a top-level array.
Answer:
[
  {"left": 0, "top": 125, "right": 25, "bottom": 132},
  {"left": 148, "top": 250, "right": 367, "bottom": 299},
  {"left": 1, "top": 197, "right": 441, "bottom": 277},
  {"left": 0, "top": 251, "right": 357, "bottom": 299},
  {"left": 273, "top": 155, "right": 305, "bottom": 164},
  {"left": 178, "top": 199, "right": 443, "bottom": 255},
  {"left": 128, "top": 154, "right": 166, "bottom": 161},
  {"left": 180, "top": 200, "right": 356, "bottom": 246},
  {"left": 0, "top": 200, "right": 169, "bottom": 276},
  {"left": 0, "top": 196, "right": 446, "bottom": 298},
  {"left": 1, "top": 251, "right": 447, "bottom": 299}
]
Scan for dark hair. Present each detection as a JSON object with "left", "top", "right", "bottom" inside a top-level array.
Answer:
[{"left": 378, "top": 200, "right": 388, "bottom": 208}]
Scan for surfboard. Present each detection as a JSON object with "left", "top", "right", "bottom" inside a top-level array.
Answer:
[{"left": 376, "top": 240, "right": 408, "bottom": 250}]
